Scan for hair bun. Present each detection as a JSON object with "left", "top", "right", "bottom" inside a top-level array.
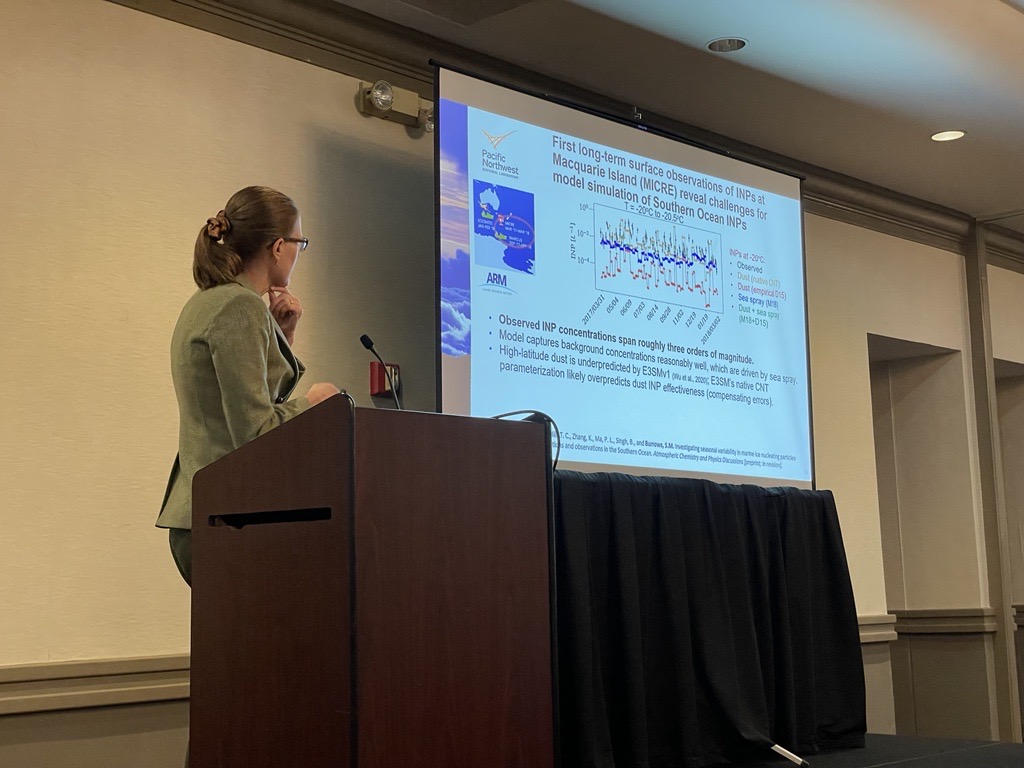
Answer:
[{"left": 205, "top": 210, "right": 232, "bottom": 240}]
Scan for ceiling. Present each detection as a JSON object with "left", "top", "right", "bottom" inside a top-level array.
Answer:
[{"left": 327, "top": 0, "right": 1024, "bottom": 234}]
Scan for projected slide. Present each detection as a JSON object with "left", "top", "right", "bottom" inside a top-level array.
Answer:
[{"left": 439, "top": 69, "right": 811, "bottom": 485}]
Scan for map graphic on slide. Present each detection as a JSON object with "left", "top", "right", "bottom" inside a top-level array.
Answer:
[
  {"left": 595, "top": 205, "right": 723, "bottom": 312},
  {"left": 473, "top": 180, "right": 536, "bottom": 275}
]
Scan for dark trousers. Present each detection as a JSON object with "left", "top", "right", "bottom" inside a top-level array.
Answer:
[
  {"left": 169, "top": 528, "right": 192, "bottom": 587},
  {"left": 168, "top": 528, "right": 192, "bottom": 767}
]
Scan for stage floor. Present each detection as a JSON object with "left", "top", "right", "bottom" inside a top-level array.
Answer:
[{"left": 745, "top": 733, "right": 1024, "bottom": 767}]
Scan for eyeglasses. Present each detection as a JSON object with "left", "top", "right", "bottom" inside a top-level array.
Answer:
[{"left": 283, "top": 237, "right": 309, "bottom": 252}]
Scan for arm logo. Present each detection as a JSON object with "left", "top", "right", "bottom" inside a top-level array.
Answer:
[{"left": 482, "top": 129, "right": 516, "bottom": 149}]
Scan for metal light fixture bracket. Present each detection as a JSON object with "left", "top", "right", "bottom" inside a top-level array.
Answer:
[{"left": 357, "top": 80, "right": 432, "bottom": 129}]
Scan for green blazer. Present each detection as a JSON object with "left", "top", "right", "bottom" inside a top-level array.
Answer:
[{"left": 156, "top": 275, "right": 311, "bottom": 530}]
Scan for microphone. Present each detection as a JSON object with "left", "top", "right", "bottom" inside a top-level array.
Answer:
[{"left": 359, "top": 334, "right": 402, "bottom": 410}]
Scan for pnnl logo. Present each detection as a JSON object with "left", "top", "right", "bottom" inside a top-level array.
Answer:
[{"left": 482, "top": 129, "right": 516, "bottom": 149}]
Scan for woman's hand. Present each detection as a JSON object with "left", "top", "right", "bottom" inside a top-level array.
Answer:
[
  {"left": 306, "top": 382, "right": 341, "bottom": 406},
  {"left": 269, "top": 285, "right": 302, "bottom": 345}
]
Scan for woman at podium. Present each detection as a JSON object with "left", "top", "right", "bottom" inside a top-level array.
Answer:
[{"left": 156, "top": 185, "right": 340, "bottom": 587}]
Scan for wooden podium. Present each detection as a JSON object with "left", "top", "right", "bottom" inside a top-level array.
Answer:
[{"left": 190, "top": 397, "right": 555, "bottom": 768}]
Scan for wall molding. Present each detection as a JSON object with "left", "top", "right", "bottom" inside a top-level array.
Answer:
[
  {"left": 988, "top": 226, "right": 1024, "bottom": 271},
  {"left": 859, "top": 613, "right": 898, "bottom": 644},
  {"left": 4, "top": 610, "right": 996, "bottom": 715},
  {"left": 0, "top": 613, "right": 917, "bottom": 715},
  {"left": 892, "top": 608, "right": 999, "bottom": 635},
  {"left": 0, "top": 655, "right": 189, "bottom": 716}
]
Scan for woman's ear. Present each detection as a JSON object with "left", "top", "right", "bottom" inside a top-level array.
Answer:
[{"left": 269, "top": 237, "right": 284, "bottom": 264}]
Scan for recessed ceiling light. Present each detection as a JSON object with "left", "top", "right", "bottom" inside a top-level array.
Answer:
[
  {"left": 931, "top": 130, "right": 965, "bottom": 142},
  {"left": 707, "top": 37, "right": 747, "bottom": 53}
]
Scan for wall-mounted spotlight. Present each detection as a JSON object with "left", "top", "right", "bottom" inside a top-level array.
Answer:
[{"left": 357, "top": 80, "right": 434, "bottom": 131}]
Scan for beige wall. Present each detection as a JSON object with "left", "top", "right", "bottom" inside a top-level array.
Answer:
[
  {"left": 990, "top": 266, "right": 1024, "bottom": 366},
  {"left": 996, "top": 378, "right": 1024, "bottom": 602},
  {"left": 990, "top": 266, "right": 1024, "bottom": 603},
  {"left": 803, "top": 214, "right": 982, "bottom": 616},
  {"left": 1, "top": 0, "right": 1018, "bottom": 746},
  {"left": 870, "top": 351, "right": 989, "bottom": 609},
  {"left": 0, "top": 0, "right": 433, "bottom": 667}
]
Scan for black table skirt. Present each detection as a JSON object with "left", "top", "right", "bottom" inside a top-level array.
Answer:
[{"left": 553, "top": 471, "right": 866, "bottom": 767}]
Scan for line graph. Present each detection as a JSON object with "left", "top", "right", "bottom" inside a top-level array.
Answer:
[{"left": 594, "top": 205, "right": 723, "bottom": 311}]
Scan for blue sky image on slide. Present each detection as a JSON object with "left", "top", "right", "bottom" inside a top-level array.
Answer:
[
  {"left": 440, "top": 250, "right": 470, "bottom": 356},
  {"left": 439, "top": 98, "right": 471, "bottom": 356}
]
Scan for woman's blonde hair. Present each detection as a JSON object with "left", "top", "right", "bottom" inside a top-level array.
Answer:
[{"left": 192, "top": 186, "right": 298, "bottom": 289}]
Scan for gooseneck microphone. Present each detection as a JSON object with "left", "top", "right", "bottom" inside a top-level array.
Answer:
[{"left": 359, "top": 334, "right": 402, "bottom": 410}]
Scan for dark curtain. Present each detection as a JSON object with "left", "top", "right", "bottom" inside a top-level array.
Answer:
[{"left": 553, "top": 471, "right": 865, "bottom": 768}]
